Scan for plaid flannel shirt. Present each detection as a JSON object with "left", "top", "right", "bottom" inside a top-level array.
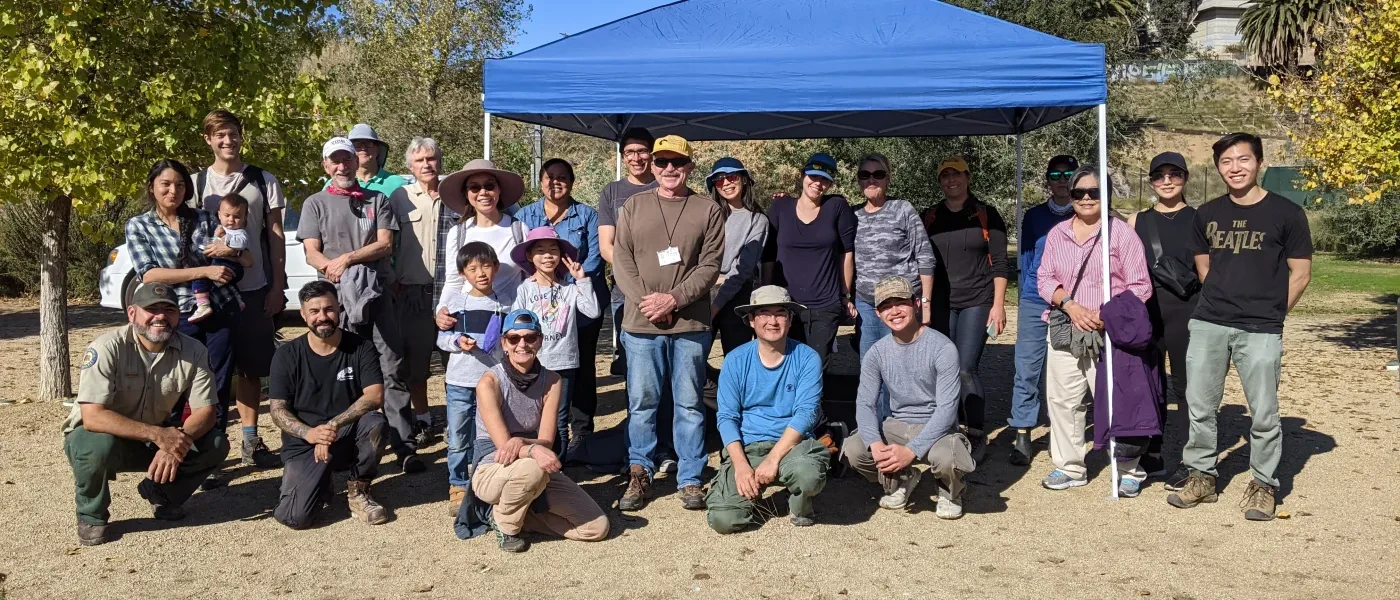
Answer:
[
  {"left": 126, "top": 210, "right": 241, "bottom": 314},
  {"left": 431, "top": 204, "right": 462, "bottom": 305}
]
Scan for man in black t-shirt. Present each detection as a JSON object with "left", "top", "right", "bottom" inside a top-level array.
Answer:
[
  {"left": 1167, "top": 133, "right": 1313, "bottom": 522},
  {"left": 269, "top": 281, "right": 390, "bottom": 528}
]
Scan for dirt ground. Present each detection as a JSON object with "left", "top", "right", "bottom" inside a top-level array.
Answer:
[{"left": 0, "top": 298, "right": 1396, "bottom": 600}]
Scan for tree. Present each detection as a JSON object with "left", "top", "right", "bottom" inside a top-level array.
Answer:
[
  {"left": 0, "top": 0, "right": 349, "bottom": 400},
  {"left": 330, "top": 0, "right": 530, "bottom": 170},
  {"left": 1270, "top": 0, "right": 1400, "bottom": 203},
  {"left": 1238, "top": 0, "right": 1355, "bottom": 71}
]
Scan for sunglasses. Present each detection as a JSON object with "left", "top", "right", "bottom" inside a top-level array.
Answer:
[
  {"left": 1149, "top": 171, "right": 1186, "bottom": 183},
  {"left": 1070, "top": 187, "right": 1102, "bottom": 201},
  {"left": 503, "top": 332, "right": 541, "bottom": 345},
  {"left": 1047, "top": 171, "right": 1075, "bottom": 181},
  {"left": 710, "top": 173, "right": 743, "bottom": 185},
  {"left": 467, "top": 182, "right": 497, "bottom": 193},
  {"left": 653, "top": 156, "right": 692, "bottom": 169},
  {"left": 857, "top": 170, "right": 888, "bottom": 181}
]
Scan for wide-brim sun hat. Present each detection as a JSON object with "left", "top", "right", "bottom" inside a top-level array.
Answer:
[
  {"left": 733, "top": 285, "right": 807, "bottom": 318},
  {"left": 510, "top": 226, "right": 579, "bottom": 276},
  {"left": 706, "top": 157, "right": 749, "bottom": 192},
  {"left": 440, "top": 158, "right": 525, "bottom": 217}
]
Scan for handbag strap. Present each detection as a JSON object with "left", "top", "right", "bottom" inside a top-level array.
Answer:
[
  {"left": 1067, "top": 236, "right": 1100, "bottom": 300},
  {"left": 1140, "top": 210, "right": 1165, "bottom": 265}
]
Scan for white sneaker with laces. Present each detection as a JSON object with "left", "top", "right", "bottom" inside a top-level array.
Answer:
[
  {"left": 878, "top": 468, "right": 922, "bottom": 510},
  {"left": 935, "top": 495, "right": 963, "bottom": 520},
  {"left": 189, "top": 304, "right": 214, "bottom": 323}
]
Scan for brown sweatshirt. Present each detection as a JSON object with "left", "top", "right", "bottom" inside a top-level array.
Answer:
[{"left": 613, "top": 187, "right": 725, "bottom": 334}]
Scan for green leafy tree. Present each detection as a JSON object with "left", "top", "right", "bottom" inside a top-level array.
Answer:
[
  {"left": 1239, "top": 0, "right": 1355, "bottom": 71},
  {"left": 0, "top": 0, "right": 348, "bottom": 400}
]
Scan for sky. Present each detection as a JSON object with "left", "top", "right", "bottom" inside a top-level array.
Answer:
[{"left": 508, "top": 0, "right": 667, "bottom": 54}]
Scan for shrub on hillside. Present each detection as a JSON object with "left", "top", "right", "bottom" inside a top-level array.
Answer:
[{"left": 1312, "top": 194, "right": 1400, "bottom": 258}]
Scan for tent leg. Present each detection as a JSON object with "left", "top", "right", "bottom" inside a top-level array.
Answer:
[
  {"left": 616, "top": 141, "right": 622, "bottom": 181},
  {"left": 483, "top": 112, "right": 492, "bottom": 160},
  {"left": 1014, "top": 134, "right": 1024, "bottom": 271},
  {"left": 1097, "top": 103, "right": 1119, "bottom": 500}
]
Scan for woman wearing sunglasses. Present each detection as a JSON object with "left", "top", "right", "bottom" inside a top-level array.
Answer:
[
  {"left": 1036, "top": 166, "right": 1154, "bottom": 497},
  {"left": 436, "top": 159, "right": 529, "bottom": 325},
  {"left": 851, "top": 152, "right": 935, "bottom": 358},
  {"left": 472, "top": 309, "right": 609, "bottom": 552},
  {"left": 764, "top": 152, "right": 858, "bottom": 370},
  {"left": 1127, "top": 152, "right": 1199, "bottom": 487},
  {"left": 706, "top": 157, "right": 770, "bottom": 354}
]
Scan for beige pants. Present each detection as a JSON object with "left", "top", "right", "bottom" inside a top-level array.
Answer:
[
  {"left": 840, "top": 419, "right": 976, "bottom": 502},
  {"left": 1044, "top": 334, "right": 1143, "bottom": 482},
  {"left": 473, "top": 458, "right": 609, "bottom": 540}
]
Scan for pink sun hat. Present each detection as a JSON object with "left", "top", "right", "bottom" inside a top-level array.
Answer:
[{"left": 510, "top": 226, "right": 579, "bottom": 276}]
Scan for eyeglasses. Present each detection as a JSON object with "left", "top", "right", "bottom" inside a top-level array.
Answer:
[
  {"left": 467, "top": 182, "right": 497, "bottom": 193},
  {"left": 1149, "top": 171, "right": 1186, "bottom": 183},
  {"left": 623, "top": 149, "right": 652, "bottom": 159},
  {"left": 710, "top": 173, "right": 742, "bottom": 185},
  {"left": 751, "top": 311, "right": 790, "bottom": 322},
  {"left": 1070, "top": 187, "right": 1102, "bottom": 201},
  {"left": 503, "top": 332, "right": 541, "bottom": 345},
  {"left": 1047, "top": 171, "right": 1075, "bottom": 181},
  {"left": 857, "top": 170, "right": 888, "bottom": 181},
  {"left": 653, "top": 156, "right": 692, "bottom": 169}
]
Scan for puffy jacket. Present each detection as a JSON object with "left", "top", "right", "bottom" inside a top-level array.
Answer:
[{"left": 1093, "top": 290, "right": 1162, "bottom": 449}]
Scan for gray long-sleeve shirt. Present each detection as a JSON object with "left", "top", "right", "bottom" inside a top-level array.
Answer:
[
  {"left": 856, "top": 327, "right": 962, "bottom": 458},
  {"left": 853, "top": 198, "right": 936, "bottom": 303},
  {"left": 714, "top": 207, "right": 769, "bottom": 309}
]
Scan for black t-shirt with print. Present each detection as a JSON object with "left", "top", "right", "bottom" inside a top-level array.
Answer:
[
  {"left": 1188, "top": 191, "right": 1312, "bottom": 334},
  {"left": 269, "top": 331, "right": 383, "bottom": 448}
]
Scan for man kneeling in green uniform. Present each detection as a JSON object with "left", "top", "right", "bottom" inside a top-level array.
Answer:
[
  {"left": 706, "top": 286, "right": 828, "bottom": 533},
  {"left": 64, "top": 282, "right": 230, "bottom": 546}
]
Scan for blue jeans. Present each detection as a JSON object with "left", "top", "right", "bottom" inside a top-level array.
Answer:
[
  {"left": 1010, "top": 300, "right": 1049, "bottom": 429},
  {"left": 445, "top": 385, "right": 477, "bottom": 488},
  {"left": 621, "top": 330, "right": 709, "bottom": 487},
  {"left": 177, "top": 303, "right": 238, "bottom": 429},
  {"left": 855, "top": 298, "right": 892, "bottom": 414},
  {"left": 945, "top": 305, "right": 991, "bottom": 434}
]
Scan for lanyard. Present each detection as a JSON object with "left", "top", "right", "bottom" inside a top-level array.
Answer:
[{"left": 656, "top": 194, "right": 689, "bottom": 247}]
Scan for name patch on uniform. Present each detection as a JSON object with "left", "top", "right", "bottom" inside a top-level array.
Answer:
[{"left": 80, "top": 348, "right": 98, "bottom": 370}]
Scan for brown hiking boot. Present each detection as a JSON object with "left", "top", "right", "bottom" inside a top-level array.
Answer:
[
  {"left": 1239, "top": 479, "right": 1277, "bottom": 521},
  {"left": 618, "top": 465, "right": 650, "bottom": 511},
  {"left": 347, "top": 479, "right": 388, "bottom": 525},
  {"left": 448, "top": 485, "right": 467, "bottom": 516},
  {"left": 1166, "top": 471, "right": 1218, "bottom": 509},
  {"left": 678, "top": 484, "right": 706, "bottom": 511},
  {"left": 77, "top": 522, "right": 108, "bottom": 546}
]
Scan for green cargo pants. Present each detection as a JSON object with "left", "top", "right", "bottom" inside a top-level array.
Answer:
[
  {"left": 705, "top": 438, "right": 829, "bottom": 534},
  {"left": 1181, "top": 319, "right": 1284, "bottom": 487},
  {"left": 64, "top": 425, "right": 229, "bottom": 525}
]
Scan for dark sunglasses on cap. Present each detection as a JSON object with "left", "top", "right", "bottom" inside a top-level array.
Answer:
[
  {"left": 1047, "top": 170, "right": 1076, "bottom": 181},
  {"left": 806, "top": 162, "right": 835, "bottom": 176},
  {"left": 503, "top": 332, "right": 541, "bottom": 345},
  {"left": 467, "top": 182, "right": 497, "bottom": 193},
  {"left": 1070, "top": 187, "right": 1102, "bottom": 201},
  {"left": 857, "top": 170, "right": 888, "bottom": 181},
  {"left": 653, "top": 156, "right": 692, "bottom": 169}
]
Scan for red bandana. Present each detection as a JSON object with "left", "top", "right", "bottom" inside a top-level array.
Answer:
[{"left": 327, "top": 183, "right": 365, "bottom": 200}]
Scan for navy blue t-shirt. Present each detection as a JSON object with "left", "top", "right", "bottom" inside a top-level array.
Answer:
[{"left": 767, "top": 195, "right": 857, "bottom": 308}]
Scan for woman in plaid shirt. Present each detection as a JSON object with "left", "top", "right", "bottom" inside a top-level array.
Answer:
[{"left": 125, "top": 159, "right": 242, "bottom": 474}]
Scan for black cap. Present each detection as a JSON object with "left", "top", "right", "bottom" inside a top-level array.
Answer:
[
  {"left": 1149, "top": 152, "right": 1189, "bottom": 176},
  {"left": 1046, "top": 155, "right": 1079, "bottom": 172},
  {"left": 130, "top": 282, "right": 178, "bottom": 309}
]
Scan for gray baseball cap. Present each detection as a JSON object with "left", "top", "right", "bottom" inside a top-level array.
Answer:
[{"left": 130, "top": 282, "right": 178, "bottom": 309}]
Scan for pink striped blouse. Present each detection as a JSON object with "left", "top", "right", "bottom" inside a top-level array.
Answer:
[{"left": 1036, "top": 217, "right": 1153, "bottom": 322}]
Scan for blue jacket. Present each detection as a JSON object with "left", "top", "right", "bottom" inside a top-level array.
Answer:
[
  {"left": 1018, "top": 201, "right": 1074, "bottom": 305},
  {"left": 1093, "top": 290, "right": 1163, "bottom": 449}
]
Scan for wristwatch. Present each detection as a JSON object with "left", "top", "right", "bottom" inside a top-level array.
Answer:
[{"left": 918, "top": 297, "right": 930, "bottom": 306}]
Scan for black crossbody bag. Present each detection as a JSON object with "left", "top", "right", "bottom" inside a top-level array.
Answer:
[{"left": 1140, "top": 213, "right": 1201, "bottom": 300}]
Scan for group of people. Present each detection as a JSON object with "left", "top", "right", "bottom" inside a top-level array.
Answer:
[{"left": 63, "top": 112, "right": 1313, "bottom": 551}]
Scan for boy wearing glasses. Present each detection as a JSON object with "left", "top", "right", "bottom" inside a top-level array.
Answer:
[{"left": 1009, "top": 155, "right": 1080, "bottom": 466}]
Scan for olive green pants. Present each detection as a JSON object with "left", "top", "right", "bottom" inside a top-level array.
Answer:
[
  {"left": 65, "top": 426, "right": 229, "bottom": 525},
  {"left": 705, "top": 438, "right": 829, "bottom": 534}
]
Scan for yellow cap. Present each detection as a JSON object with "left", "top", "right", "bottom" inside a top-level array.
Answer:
[
  {"left": 938, "top": 156, "right": 970, "bottom": 174},
  {"left": 652, "top": 135, "right": 691, "bottom": 157}
]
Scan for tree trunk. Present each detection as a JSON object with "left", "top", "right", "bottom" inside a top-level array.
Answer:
[{"left": 39, "top": 192, "right": 72, "bottom": 400}]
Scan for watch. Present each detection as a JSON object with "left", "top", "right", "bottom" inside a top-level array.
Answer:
[{"left": 918, "top": 297, "right": 930, "bottom": 306}]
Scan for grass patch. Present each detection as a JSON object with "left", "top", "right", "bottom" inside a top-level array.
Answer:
[{"left": 1290, "top": 254, "right": 1397, "bottom": 316}]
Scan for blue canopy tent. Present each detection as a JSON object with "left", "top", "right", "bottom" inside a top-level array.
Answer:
[{"left": 483, "top": 0, "right": 1126, "bottom": 496}]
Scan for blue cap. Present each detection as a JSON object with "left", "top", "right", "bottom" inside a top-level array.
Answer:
[
  {"left": 803, "top": 152, "right": 837, "bottom": 182},
  {"left": 706, "top": 157, "right": 749, "bottom": 191},
  {"left": 502, "top": 309, "right": 541, "bottom": 333}
]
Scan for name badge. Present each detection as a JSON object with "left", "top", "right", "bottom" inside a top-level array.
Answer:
[{"left": 657, "top": 246, "right": 681, "bottom": 266}]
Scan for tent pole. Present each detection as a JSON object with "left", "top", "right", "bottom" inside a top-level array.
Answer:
[
  {"left": 483, "top": 112, "right": 492, "bottom": 160},
  {"left": 1097, "top": 103, "right": 1118, "bottom": 499},
  {"left": 616, "top": 141, "right": 622, "bottom": 181},
  {"left": 1015, "top": 134, "right": 1024, "bottom": 272}
]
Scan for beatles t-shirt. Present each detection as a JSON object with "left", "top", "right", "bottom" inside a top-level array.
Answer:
[
  {"left": 268, "top": 332, "right": 383, "bottom": 449},
  {"left": 1188, "top": 191, "right": 1312, "bottom": 334}
]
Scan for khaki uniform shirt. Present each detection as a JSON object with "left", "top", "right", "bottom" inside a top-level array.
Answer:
[
  {"left": 63, "top": 325, "right": 217, "bottom": 433},
  {"left": 388, "top": 180, "right": 444, "bottom": 286}
]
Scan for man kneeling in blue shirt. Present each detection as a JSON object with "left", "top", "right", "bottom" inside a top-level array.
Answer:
[{"left": 706, "top": 286, "right": 829, "bottom": 533}]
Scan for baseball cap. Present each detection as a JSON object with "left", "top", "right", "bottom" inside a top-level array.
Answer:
[
  {"left": 873, "top": 276, "right": 915, "bottom": 307},
  {"left": 803, "top": 152, "right": 838, "bottom": 182},
  {"left": 652, "top": 135, "right": 691, "bottom": 157},
  {"left": 502, "top": 309, "right": 542, "bottom": 333},
  {"left": 1046, "top": 154, "right": 1080, "bottom": 172},
  {"left": 937, "top": 156, "right": 970, "bottom": 175},
  {"left": 1149, "top": 152, "right": 1189, "bottom": 176},
  {"left": 130, "top": 282, "right": 178, "bottom": 310},
  {"left": 322, "top": 136, "right": 355, "bottom": 159}
]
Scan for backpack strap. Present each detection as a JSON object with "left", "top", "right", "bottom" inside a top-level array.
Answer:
[{"left": 190, "top": 169, "right": 208, "bottom": 210}]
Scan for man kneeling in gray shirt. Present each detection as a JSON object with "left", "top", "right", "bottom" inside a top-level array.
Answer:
[{"left": 840, "top": 276, "right": 976, "bottom": 519}]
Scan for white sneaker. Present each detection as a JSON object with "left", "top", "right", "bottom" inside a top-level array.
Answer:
[
  {"left": 658, "top": 459, "right": 678, "bottom": 475},
  {"left": 189, "top": 304, "right": 214, "bottom": 323},
  {"left": 878, "top": 468, "right": 922, "bottom": 510},
  {"left": 935, "top": 495, "right": 963, "bottom": 520}
]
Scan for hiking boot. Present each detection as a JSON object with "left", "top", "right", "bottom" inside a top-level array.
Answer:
[
  {"left": 679, "top": 485, "right": 706, "bottom": 511},
  {"left": 879, "top": 468, "right": 922, "bottom": 510},
  {"left": 968, "top": 433, "right": 987, "bottom": 464},
  {"left": 448, "top": 485, "right": 467, "bottom": 516},
  {"left": 413, "top": 427, "right": 432, "bottom": 449},
  {"left": 347, "top": 479, "right": 389, "bottom": 525},
  {"left": 1041, "top": 469, "right": 1088, "bottom": 490},
  {"left": 1239, "top": 479, "right": 1277, "bottom": 521},
  {"left": 188, "top": 303, "right": 214, "bottom": 323},
  {"left": 77, "top": 523, "right": 108, "bottom": 546},
  {"left": 496, "top": 529, "right": 529, "bottom": 553},
  {"left": 241, "top": 436, "right": 283, "bottom": 468},
  {"left": 399, "top": 453, "right": 426, "bottom": 474},
  {"left": 1139, "top": 454, "right": 1167, "bottom": 478},
  {"left": 1009, "top": 429, "right": 1033, "bottom": 466},
  {"left": 1162, "top": 464, "right": 1193, "bottom": 491},
  {"left": 618, "top": 465, "right": 650, "bottom": 511},
  {"left": 790, "top": 515, "right": 815, "bottom": 527},
  {"left": 1166, "top": 471, "right": 1218, "bottom": 508},
  {"left": 137, "top": 478, "right": 186, "bottom": 521},
  {"left": 935, "top": 494, "right": 964, "bottom": 520}
]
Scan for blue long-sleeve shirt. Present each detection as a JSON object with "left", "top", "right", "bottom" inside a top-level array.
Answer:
[
  {"left": 716, "top": 340, "right": 822, "bottom": 446},
  {"left": 1018, "top": 199, "right": 1075, "bottom": 306}
]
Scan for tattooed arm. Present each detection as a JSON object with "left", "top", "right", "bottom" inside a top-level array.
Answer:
[
  {"left": 325, "top": 384, "right": 384, "bottom": 432},
  {"left": 269, "top": 398, "right": 312, "bottom": 440}
]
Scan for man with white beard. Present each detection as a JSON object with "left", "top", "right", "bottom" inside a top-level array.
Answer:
[{"left": 63, "top": 282, "right": 231, "bottom": 546}]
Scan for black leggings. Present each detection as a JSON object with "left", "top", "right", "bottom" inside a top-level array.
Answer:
[{"left": 1148, "top": 288, "right": 1198, "bottom": 455}]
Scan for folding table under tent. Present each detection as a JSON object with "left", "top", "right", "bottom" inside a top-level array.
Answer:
[{"left": 483, "top": 0, "right": 1128, "bottom": 496}]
